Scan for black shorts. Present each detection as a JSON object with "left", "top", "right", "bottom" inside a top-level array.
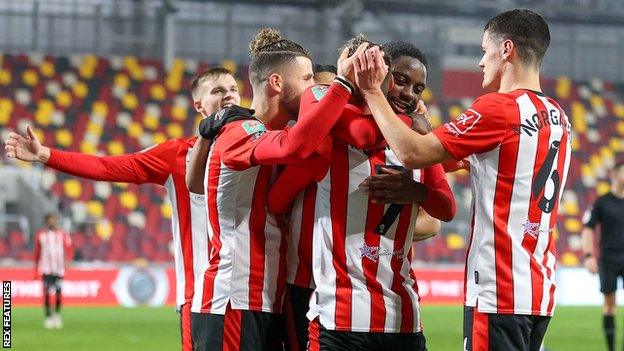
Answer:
[
  {"left": 599, "top": 260, "right": 624, "bottom": 294},
  {"left": 178, "top": 304, "right": 193, "bottom": 351},
  {"left": 283, "top": 284, "right": 314, "bottom": 351},
  {"left": 190, "top": 305, "right": 285, "bottom": 351},
  {"left": 42, "top": 274, "right": 62, "bottom": 292},
  {"left": 308, "top": 318, "right": 427, "bottom": 351},
  {"left": 463, "top": 306, "right": 550, "bottom": 351}
]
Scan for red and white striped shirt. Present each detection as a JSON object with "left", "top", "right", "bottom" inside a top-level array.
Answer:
[
  {"left": 194, "top": 83, "right": 352, "bottom": 314},
  {"left": 308, "top": 141, "right": 424, "bottom": 333},
  {"left": 46, "top": 137, "right": 207, "bottom": 307},
  {"left": 287, "top": 185, "right": 317, "bottom": 289},
  {"left": 34, "top": 229, "right": 73, "bottom": 276},
  {"left": 433, "top": 89, "right": 572, "bottom": 316}
]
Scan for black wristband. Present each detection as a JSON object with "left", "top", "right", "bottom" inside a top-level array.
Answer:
[{"left": 334, "top": 75, "right": 354, "bottom": 94}]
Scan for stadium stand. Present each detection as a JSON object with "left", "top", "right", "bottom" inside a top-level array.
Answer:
[{"left": 1, "top": 53, "right": 622, "bottom": 265}]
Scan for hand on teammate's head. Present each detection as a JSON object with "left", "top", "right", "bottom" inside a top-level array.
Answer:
[
  {"left": 353, "top": 47, "right": 388, "bottom": 94},
  {"left": 337, "top": 42, "right": 368, "bottom": 87}
]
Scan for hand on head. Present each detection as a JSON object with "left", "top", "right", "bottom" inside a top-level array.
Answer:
[{"left": 353, "top": 46, "right": 388, "bottom": 94}]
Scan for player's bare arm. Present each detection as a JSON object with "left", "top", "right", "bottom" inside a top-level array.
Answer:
[
  {"left": 413, "top": 210, "right": 441, "bottom": 242},
  {"left": 581, "top": 226, "right": 598, "bottom": 273}
]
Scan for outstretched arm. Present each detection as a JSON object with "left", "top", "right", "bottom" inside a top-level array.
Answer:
[{"left": 6, "top": 126, "right": 173, "bottom": 185}]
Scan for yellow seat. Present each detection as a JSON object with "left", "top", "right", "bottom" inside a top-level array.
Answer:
[
  {"left": 220, "top": 60, "right": 238, "bottom": 74},
  {"left": 72, "top": 81, "right": 88, "bottom": 98},
  {"left": 617, "top": 121, "right": 624, "bottom": 136},
  {"left": 63, "top": 179, "right": 82, "bottom": 199},
  {"left": 122, "top": 93, "right": 138, "bottom": 110},
  {"left": 92, "top": 101, "right": 109, "bottom": 117},
  {"left": 150, "top": 84, "right": 167, "bottom": 101},
  {"left": 0, "top": 98, "right": 13, "bottom": 125},
  {"left": 107, "top": 140, "right": 125, "bottom": 155},
  {"left": 0, "top": 69, "right": 12, "bottom": 85},
  {"left": 171, "top": 105, "right": 187, "bottom": 121},
  {"left": 571, "top": 102, "right": 587, "bottom": 134},
  {"left": 160, "top": 202, "right": 172, "bottom": 219},
  {"left": 79, "top": 140, "right": 97, "bottom": 154},
  {"left": 446, "top": 233, "right": 465, "bottom": 250},
  {"left": 609, "top": 138, "right": 622, "bottom": 152},
  {"left": 554, "top": 77, "right": 571, "bottom": 99},
  {"left": 562, "top": 201, "right": 579, "bottom": 216},
  {"left": 153, "top": 132, "right": 167, "bottom": 145},
  {"left": 86, "top": 121, "right": 103, "bottom": 137},
  {"left": 56, "top": 91, "right": 72, "bottom": 108},
  {"left": 114, "top": 73, "right": 131, "bottom": 90},
  {"left": 22, "top": 69, "right": 38, "bottom": 87},
  {"left": 55, "top": 129, "right": 73, "bottom": 148},
  {"left": 95, "top": 219, "right": 113, "bottom": 241},
  {"left": 240, "top": 97, "right": 252, "bottom": 109},
  {"left": 40, "top": 61, "right": 55, "bottom": 78},
  {"left": 560, "top": 252, "right": 580, "bottom": 267},
  {"left": 143, "top": 113, "right": 159, "bottom": 130},
  {"left": 120, "top": 191, "right": 138, "bottom": 210},
  {"left": 166, "top": 123, "right": 184, "bottom": 139},
  {"left": 564, "top": 218, "right": 582, "bottom": 233},
  {"left": 86, "top": 200, "right": 104, "bottom": 218},
  {"left": 127, "top": 121, "right": 143, "bottom": 139},
  {"left": 448, "top": 105, "right": 463, "bottom": 120},
  {"left": 421, "top": 88, "right": 433, "bottom": 103},
  {"left": 597, "top": 181, "right": 611, "bottom": 196},
  {"left": 614, "top": 103, "right": 624, "bottom": 118}
]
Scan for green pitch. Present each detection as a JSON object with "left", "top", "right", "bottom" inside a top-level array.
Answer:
[{"left": 9, "top": 305, "right": 611, "bottom": 350}]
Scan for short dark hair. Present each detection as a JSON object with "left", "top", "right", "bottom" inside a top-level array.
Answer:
[
  {"left": 248, "top": 28, "right": 311, "bottom": 87},
  {"left": 484, "top": 9, "right": 550, "bottom": 66},
  {"left": 44, "top": 212, "right": 57, "bottom": 223},
  {"left": 383, "top": 41, "right": 428, "bottom": 68},
  {"left": 313, "top": 64, "right": 337, "bottom": 75},
  {"left": 614, "top": 161, "right": 624, "bottom": 171},
  {"left": 190, "top": 67, "right": 233, "bottom": 99}
]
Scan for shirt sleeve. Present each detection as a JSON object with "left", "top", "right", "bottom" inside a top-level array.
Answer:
[
  {"left": 583, "top": 200, "right": 602, "bottom": 229},
  {"left": 250, "top": 82, "right": 351, "bottom": 165},
  {"left": 432, "top": 93, "right": 510, "bottom": 160},
  {"left": 419, "top": 163, "right": 456, "bottom": 222},
  {"left": 266, "top": 155, "right": 329, "bottom": 214},
  {"left": 45, "top": 139, "right": 177, "bottom": 185}
]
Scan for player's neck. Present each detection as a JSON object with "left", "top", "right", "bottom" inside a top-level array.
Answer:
[
  {"left": 498, "top": 63, "right": 542, "bottom": 94},
  {"left": 612, "top": 184, "right": 624, "bottom": 198},
  {"left": 250, "top": 97, "right": 290, "bottom": 130}
]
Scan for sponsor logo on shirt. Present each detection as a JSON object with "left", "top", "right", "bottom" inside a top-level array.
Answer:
[
  {"left": 359, "top": 243, "right": 404, "bottom": 262},
  {"left": 311, "top": 85, "right": 329, "bottom": 101},
  {"left": 241, "top": 120, "right": 267, "bottom": 141},
  {"left": 444, "top": 109, "right": 482, "bottom": 136},
  {"left": 522, "top": 219, "right": 553, "bottom": 239}
]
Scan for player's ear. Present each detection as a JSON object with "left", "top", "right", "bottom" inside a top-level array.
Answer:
[
  {"left": 501, "top": 39, "right": 514, "bottom": 60},
  {"left": 193, "top": 100, "right": 203, "bottom": 113},
  {"left": 267, "top": 73, "right": 283, "bottom": 94}
]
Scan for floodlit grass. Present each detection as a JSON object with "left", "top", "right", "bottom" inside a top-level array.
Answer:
[{"left": 10, "top": 305, "right": 610, "bottom": 350}]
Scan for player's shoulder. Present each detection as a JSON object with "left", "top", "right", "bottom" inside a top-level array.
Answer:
[
  {"left": 217, "top": 119, "right": 267, "bottom": 143},
  {"left": 473, "top": 92, "right": 516, "bottom": 106}
]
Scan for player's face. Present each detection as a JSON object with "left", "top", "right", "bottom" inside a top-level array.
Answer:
[
  {"left": 387, "top": 56, "right": 427, "bottom": 114},
  {"left": 195, "top": 74, "right": 241, "bottom": 117},
  {"left": 479, "top": 30, "right": 504, "bottom": 92},
  {"left": 280, "top": 56, "right": 315, "bottom": 119},
  {"left": 46, "top": 215, "right": 58, "bottom": 229},
  {"left": 611, "top": 165, "right": 624, "bottom": 186}
]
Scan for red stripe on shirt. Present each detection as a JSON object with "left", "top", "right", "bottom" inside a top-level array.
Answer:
[
  {"left": 293, "top": 184, "right": 317, "bottom": 288},
  {"left": 330, "top": 143, "right": 353, "bottom": 330},
  {"left": 248, "top": 165, "right": 272, "bottom": 310},
  {"left": 362, "top": 150, "right": 387, "bottom": 331},
  {"left": 493, "top": 111, "right": 520, "bottom": 312},
  {"left": 392, "top": 207, "right": 415, "bottom": 332}
]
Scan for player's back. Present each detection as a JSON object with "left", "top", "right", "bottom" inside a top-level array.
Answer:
[{"left": 459, "top": 89, "right": 572, "bottom": 316}]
